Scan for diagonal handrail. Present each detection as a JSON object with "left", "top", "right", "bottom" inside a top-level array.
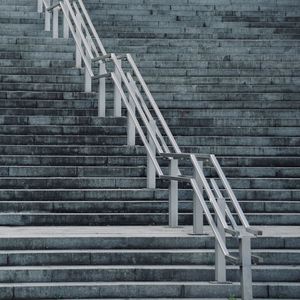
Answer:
[{"left": 37, "top": 1, "right": 262, "bottom": 298}]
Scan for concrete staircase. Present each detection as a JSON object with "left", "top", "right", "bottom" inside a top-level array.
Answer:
[{"left": 0, "top": 0, "right": 299, "bottom": 298}]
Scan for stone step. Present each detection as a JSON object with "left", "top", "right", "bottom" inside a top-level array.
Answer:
[
  {"left": 0, "top": 165, "right": 299, "bottom": 178},
  {"left": 0, "top": 212, "right": 298, "bottom": 226},
  {"left": 0, "top": 144, "right": 299, "bottom": 156},
  {"left": 0, "top": 281, "right": 272, "bottom": 299},
  {"left": 0, "top": 134, "right": 298, "bottom": 147},
  {"left": 0, "top": 248, "right": 299, "bottom": 266},
  {"left": 1, "top": 98, "right": 300, "bottom": 110},
  {"left": 0, "top": 265, "right": 298, "bottom": 283},
  {"left": 0, "top": 124, "right": 298, "bottom": 137},
  {"left": 0, "top": 155, "right": 299, "bottom": 168},
  {"left": 0, "top": 188, "right": 299, "bottom": 202},
  {"left": 0, "top": 115, "right": 298, "bottom": 128},
  {"left": 0, "top": 108, "right": 299, "bottom": 119},
  {"left": 0, "top": 200, "right": 298, "bottom": 214}
]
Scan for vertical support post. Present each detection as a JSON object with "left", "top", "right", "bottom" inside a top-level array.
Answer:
[
  {"left": 239, "top": 236, "right": 253, "bottom": 300},
  {"left": 193, "top": 160, "right": 204, "bottom": 234},
  {"left": 127, "top": 77, "right": 136, "bottom": 146},
  {"left": 44, "top": 0, "right": 51, "bottom": 31},
  {"left": 215, "top": 194, "right": 227, "bottom": 282},
  {"left": 147, "top": 119, "right": 156, "bottom": 189},
  {"left": 63, "top": 0, "right": 70, "bottom": 38},
  {"left": 169, "top": 158, "right": 179, "bottom": 227},
  {"left": 98, "top": 62, "right": 106, "bottom": 117},
  {"left": 114, "top": 58, "right": 122, "bottom": 117},
  {"left": 38, "top": 0, "right": 43, "bottom": 13},
  {"left": 75, "top": 12, "right": 82, "bottom": 68},
  {"left": 84, "top": 37, "right": 92, "bottom": 93},
  {"left": 52, "top": 7, "right": 59, "bottom": 39}
]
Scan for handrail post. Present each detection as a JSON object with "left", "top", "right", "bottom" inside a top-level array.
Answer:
[
  {"left": 193, "top": 160, "right": 204, "bottom": 234},
  {"left": 52, "top": 7, "right": 59, "bottom": 38},
  {"left": 215, "top": 194, "right": 227, "bottom": 283},
  {"left": 44, "top": 0, "right": 51, "bottom": 31},
  {"left": 147, "top": 119, "right": 156, "bottom": 189},
  {"left": 127, "top": 78, "right": 136, "bottom": 146},
  {"left": 239, "top": 236, "right": 253, "bottom": 300},
  {"left": 63, "top": 0, "right": 70, "bottom": 38},
  {"left": 169, "top": 158, "right": 179, "bottom": 227},
  {"left": 75, "top": 10, "right": 82, "bottom": 68},
  {"left": 38, "top": 0, "right": 43, "bottom": 13},
  {"left": 114, "top": 58, "right": 122, "bottom": 117},
  {"left": 98, "top": 62, "right": 106, "bottom": 117},
  {"left": 84, "top": 37, "right": 92, "bottom": 93}
]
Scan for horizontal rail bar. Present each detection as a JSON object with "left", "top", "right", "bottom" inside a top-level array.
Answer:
[
  {"left": 160, "top": 152, "right": 210, "bottom": 160},
  {"left": 92, "top": 54, "right": 112, "bottom": 62},
  {"left": 47, "top": 2, "right": 61, "bottom": 11},
  {"left": 92, "top": 72, "right": 111, "bottom": 80},
  {"left": 160, "top": 175, "right": 192, "bottom": 183}
]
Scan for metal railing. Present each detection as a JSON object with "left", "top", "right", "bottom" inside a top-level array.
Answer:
[{"left": 37, "top": 1, "right": 263, "bottom": 299}]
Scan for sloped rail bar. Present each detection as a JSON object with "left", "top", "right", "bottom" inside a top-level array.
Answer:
[{"left": 37, "top": 1, "right": 263, "bottom": 299}]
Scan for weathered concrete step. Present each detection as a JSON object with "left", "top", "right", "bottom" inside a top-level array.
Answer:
[
  {"left": 0, "top": 67, "right": 80, "bottom": 76},
  {"left": 0, "top": 200, "right": 299, "bottom": 214},
  {"left": 0, "top": 116, "right": 125, "bottom": 126},
  {"left": 165, "top": 117, "right": 300, "bottom": 127},
  {"left": 0, "top": 44, "right": 75, "bottom": 53},
  {"left": 148, "top": 84, "right": 300, "bottom": 93},
  {"left": 0, "top": 265, "right": 298, "bottom": 283},
  {"left": 1, "top": 107, "right": 300, "bottom": 119},
  {"left": 0, "top": 212, "right": 298, "bottom": 226},
  {"left": 0, "top": 155, "right": 299, "bottom": 168},
  {"left": 142, "top": 76, "right": 300, "bottom": 85},
  {"left": 0, "top": 51, "right": 73, "bottom": 61},
  {"left": 0, "top": 100, "right": 102, "bottom": 110},
  {"left": 0, "top": 177, "right": 150, "bottom": 189},
  {"left": 0, "top": 59, "right": 75, "bottom": 68},
  {"left": 0, "top": 76, "right": 83, "bottom": 85},
  {"left": 1, "top": 144, "right": 299, "bottom": 157},
  {"left": 0, "top": 233, "right": 298, "bottom": 250},
  {"left": 0, "top": 83, "right": 83, "bottom": 93},
  {"left": 1, "top": 134, "right": 298, "bottom": 147},
  {"left": 0, "top": 125, "right": 127, "bottom": 135},
  {"left": 0, "top": 281, "right": 271, "bottom": 299},
  {"left": 109, "top": 38, "right": 300, "bottom": 48},
  {"left": 0, "top": 145, "right": 146, "bottom": 156},
  {"left": 0, "top": 188, "right": 299, "bottom": 202},
  {"left": 140, "top": 67, "right": 300, "bottom": 77},
  {"left": 0, "top": 115, "right": 298, "bottom": 128},
  {"left": 0, "top": 166, "right": 299, "bottom": 179},
  {"left": 136, "top": 52, "right": 300, "bottom": 62},
  {"left": 0, "top": 166, "right": 145, "bottom": 178},
  {"left": 1, "top": 99, "right": 300, "bottom": 111},
  {"left": 0, "top": 108, "right": 97, "bottom": 116},
  {"left": 0, "top": 124, "right": 299, "bottom": 137},
  {"left": 0, "top": 249, "right": 299, "bottom": 266}
]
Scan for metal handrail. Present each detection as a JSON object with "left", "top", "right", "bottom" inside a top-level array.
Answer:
[
  {"left": 37, "top": 2, "right": 261, "bottom": 297},
  {"left": 38, "top": 0, "right": 259, "bottom": 251}
]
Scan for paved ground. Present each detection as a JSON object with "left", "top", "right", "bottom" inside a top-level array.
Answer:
[{"left": 0, "top": 226, "right": 298, "bottom": 238}]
